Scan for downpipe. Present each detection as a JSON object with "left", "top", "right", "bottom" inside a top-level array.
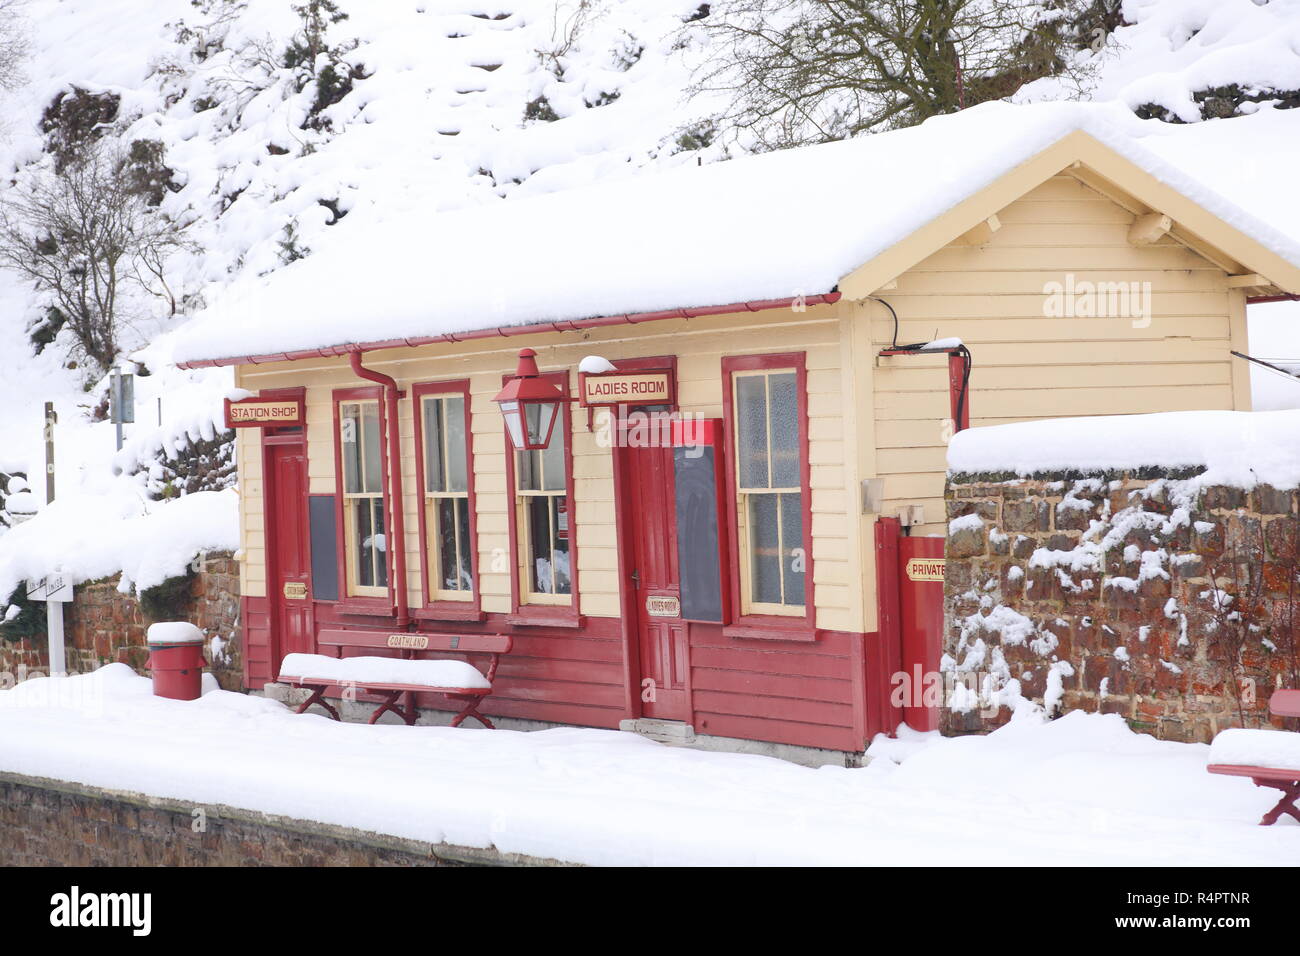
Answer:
[{"left": 348, "top": 349, "right": 410, "bottom": 629}]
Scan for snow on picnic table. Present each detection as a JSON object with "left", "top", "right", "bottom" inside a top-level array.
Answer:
[{"left": 1, "top": 665, "right": 1297, "bottom": 866}]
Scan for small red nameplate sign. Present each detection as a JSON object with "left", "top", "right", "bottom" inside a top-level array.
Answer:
[
  {"left": 224, "top": 397, "right": 304, "bottom": 428},
  {"left": 579, "top": 370, "right": 674, "bottom": 408}
]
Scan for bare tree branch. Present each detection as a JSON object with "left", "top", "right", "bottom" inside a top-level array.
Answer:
[
  {"left": 688, "top": 0, "right": 1122, "bottom": 150},
  {"left": 0, "top": 141, "right": 195, "bottom": 371}
]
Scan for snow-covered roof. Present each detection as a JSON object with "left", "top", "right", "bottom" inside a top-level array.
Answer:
[{"left": 171, "top": 100, "right": 1300, "bottom": 366}]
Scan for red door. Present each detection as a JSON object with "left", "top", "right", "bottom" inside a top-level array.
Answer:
[
  {"left": 265, "top": 434, "right": 313, "bottom": 674},
  {"left": 624, "top": 443, "right": 690, "bottom": 721},
  {"left": 898, "top": 535, "right": 945, "bottom": 732}
]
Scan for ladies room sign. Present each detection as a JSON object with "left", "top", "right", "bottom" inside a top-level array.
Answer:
[{"left": 578, "top": 370, "right": 674, "bottom": 407}]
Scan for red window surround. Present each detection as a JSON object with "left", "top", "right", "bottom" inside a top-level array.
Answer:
[
  {"left": 411, "top": 379, "right": 485, "bottom": 622},
  {"left": 330, "top": 385, "right": 396, "bottom": 618},
  {"left": 720, "top": 351, "right": 817, "bottom": 642},
  {"left": 502, "top": 368, "right": 583, "bottom": 628}
]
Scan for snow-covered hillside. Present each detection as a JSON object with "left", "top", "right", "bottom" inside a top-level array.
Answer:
[
  {"left": 0, "top": 0, "right": 1297, "bottom": 605},
  {"left": 0, "top": 0, "right": 719, "bottom": 601}
]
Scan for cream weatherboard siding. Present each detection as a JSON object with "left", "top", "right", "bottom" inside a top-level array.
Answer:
[
  {"left": 867, "top": 174, "right": 1249, "bottom": 539},
  {"left": 233, "top": 301, "right": 866, "bottom": 632}
]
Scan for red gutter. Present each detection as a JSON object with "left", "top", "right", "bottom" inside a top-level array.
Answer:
[
  {"left": 1248, "top": 294, "right": 1300, "bottom": 304},
  {"left": 348, "top": 350, "right": 410, "bottom": 629},
  {"left": 176, "top": 293, "right": 842, "bottom": 369}
]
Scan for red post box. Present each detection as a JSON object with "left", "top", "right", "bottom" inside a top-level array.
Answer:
[{"left": 145, "top": 623, "right": 207, "bottom": 701}]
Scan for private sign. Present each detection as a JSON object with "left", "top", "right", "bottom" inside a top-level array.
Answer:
[{"left": 905, "top": 558, "right": 945, "bottom": 582}]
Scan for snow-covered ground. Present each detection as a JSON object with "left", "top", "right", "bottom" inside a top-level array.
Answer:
[{"left": 0, "top": 664, "right": 1295, "bottom": 866}]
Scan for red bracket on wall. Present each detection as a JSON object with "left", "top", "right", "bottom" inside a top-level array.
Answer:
[{"left": 878, "top": 345, "right": 972, "bottom": 432}]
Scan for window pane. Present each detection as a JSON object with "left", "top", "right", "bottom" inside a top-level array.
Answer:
[
  {"left": 551, "top": 497, "right": 571, "bottom": 595},
  {"left": 353, "top": 498, "right": 374, "bottom": 589},
  {"left": 423, "top": 398, "right": 445, "bottom": 493},
  {"left": 542, "top": 416, "right": 566, "bottom": 491},
  {"left": 527, "top": 495, "right": 554, "bottom": 593},
  {"left": 736, "top": 375, "right": 769, "bottom": 489},
  {"left": 768, "top": 372, "right": 800, "bottom": 488},
  {"left": 780, "top": 492, "right": 806, "bottom": 608},
  {"left": 362, "top": 403, "right": 382, "bottom": 494},
  {"left": 437, "top": 497, "right": 459, "bottom": 591},
  {"left": 341, "top": 404, "right": 361, "bottom": 494},
  {"left": 455, "top": 497, "right": 473, "bottom": 590},
  {"left": 370, "top": 499, "right": 388, "bottom": 587},
  {"left": 445, "top": 396, "right": 468, "bottom": 493},
  {"left": 748, "top": 493, "right": 782, "bottom": 605},
  {"left": 517, "top": 449, "right": 540, "bottom": 492}
]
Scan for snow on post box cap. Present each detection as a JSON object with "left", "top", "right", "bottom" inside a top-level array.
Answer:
[{"left": 146, "top": 622, "right": 205, "bottom": 645}]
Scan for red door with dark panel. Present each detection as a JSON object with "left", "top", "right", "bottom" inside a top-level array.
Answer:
[
  {"left": 626, "top": 443, "right": 690, "bottom": 721},
  {"left": 266, "top": 434, "right": 313, "bottom": 673}
]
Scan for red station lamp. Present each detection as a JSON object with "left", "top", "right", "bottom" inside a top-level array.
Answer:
[{"left": 494, "top": 348, "right": 572, "bottom": 450}]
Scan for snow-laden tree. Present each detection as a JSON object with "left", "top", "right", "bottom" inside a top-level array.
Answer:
[
  {"left": 0, "top": 142, "right": 192, "bottom": 373},
  {"left": 688, "top": 0, "right": 1124, "bottom": 149}
]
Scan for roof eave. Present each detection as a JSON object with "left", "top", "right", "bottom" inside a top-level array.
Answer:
[{"left": 174, "top": 292, "right": 842, "bottom": 369}]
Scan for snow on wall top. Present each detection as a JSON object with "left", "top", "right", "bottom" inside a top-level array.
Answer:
[
  {"left": 947, "top": 408, "right": 1300, "bottom": 490},
  {"left": 170, "top": 98, "right": 1300, "bottom": 365}
]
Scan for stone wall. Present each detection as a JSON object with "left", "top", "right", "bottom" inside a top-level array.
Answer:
[
  {"left": 0, "top": 551, "right": 241, "bottom": 690},
  {"left": 944, "top": 473, "right": 1300, "bottom": 742},
  {"left": 0, "top": 772, "right": 569, "bottom": 867}
]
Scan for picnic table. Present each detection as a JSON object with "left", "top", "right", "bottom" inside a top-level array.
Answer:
[{"left": 1207, "top": 690, "right": 1300, "bottom": 825}]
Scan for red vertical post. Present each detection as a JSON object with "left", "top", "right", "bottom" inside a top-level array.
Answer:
[
  {"left": 873, "top": 517, "right": 903, "bottom": 736},
  {"left": 948, "top": 351, "right": 970, "bottom": 432}
]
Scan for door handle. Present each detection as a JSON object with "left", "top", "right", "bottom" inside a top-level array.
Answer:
[{"left": 631, "top": 568, "right": 640, "bottom": 589}]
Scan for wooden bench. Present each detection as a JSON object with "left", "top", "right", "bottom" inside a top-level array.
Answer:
[
  {"left": 278, "top": 629, "right": 512, "bottom": 729},
  {"left": 1208, "top": 689, "right": 1300, "bottom": 826}
]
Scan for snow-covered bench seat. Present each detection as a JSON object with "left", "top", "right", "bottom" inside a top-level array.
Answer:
[
  {"left": 278, "top": 629, "right": 512, "bottom": 728},
  {"left": 1207, "top": 690, "right": 1300, "bottom": 825}
]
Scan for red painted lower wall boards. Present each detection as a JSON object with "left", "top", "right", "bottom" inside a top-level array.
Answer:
[
  {"left": 246, "top": 604, "right": 886, "bottom": 751},
  {"left": 242, "top": 596, "right": 273, "bottom": 689},
  {"left": 687, "top": 625, "right": 859, "bottom": 750}
]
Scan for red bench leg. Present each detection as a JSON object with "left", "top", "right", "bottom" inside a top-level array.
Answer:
[
  {"left": 450, "top": 696, "right": 495, "bottom": 729},
  {"left": 295, "top": 684, "right": 341, "bottom": 721},
  {"left": 368, "top": 690, "right": 418, "bottom": 726},
  {"left": 1255, "top": 779, "right": 1300, "bottom": 826}
]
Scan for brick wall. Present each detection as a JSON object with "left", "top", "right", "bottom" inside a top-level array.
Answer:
[
  {"left": 0, "top": 772, "right": 568, "bottom": 867},
  {"left": 944, "top": 473, "right": 1300, "bottom": 742},
  {"left": 0, "top": 552, "right": 241, "bottom": 690}
]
